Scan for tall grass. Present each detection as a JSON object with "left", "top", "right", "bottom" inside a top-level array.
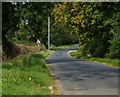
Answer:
[{"left": 2, "top": 51, "right": 55, "bottom": 95}]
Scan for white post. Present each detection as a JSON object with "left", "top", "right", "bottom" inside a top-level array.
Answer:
[{"left": 48, "top": 16, "right": 50, "bottom": 49}]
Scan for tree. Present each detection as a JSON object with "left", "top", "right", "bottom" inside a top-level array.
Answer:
[
  {"left": 2, "top": 2, "right": 21, "bottom": 42},
  {"left": 107, "top": 33, "right": 120, "bottom": 59},
  {"left": 16, "top": 2, "right": 54, "bottom": 47},
  {"left": 2, "top": 2, "right": 22, "bottom": 59},
  {"left": 52, "top": 2, "right": 120, "bottom": 58}
]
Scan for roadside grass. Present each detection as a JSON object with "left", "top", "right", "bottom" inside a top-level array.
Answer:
[
  {"left": 51, "top": 44, "right": 77, "bottom": 51},
  {"left": 2, "top": 50, "right": 56, "bottom": 95},
  {"left": 70, "top": 51, "right": 120, "bottom": 68}
]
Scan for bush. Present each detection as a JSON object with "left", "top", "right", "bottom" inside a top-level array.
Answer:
[
  {"left": 107, "top": 33, "right": 120, "bottom": 59},
  {"left": 81, "top": 36, "right": 109, "bottom": 57}
]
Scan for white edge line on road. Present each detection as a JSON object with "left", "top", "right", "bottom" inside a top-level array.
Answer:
[
  {"left": 67, "top": 50, "right": 77, "bottom": 59},
  {"left": 67, "top": 50, "right": 119, "bottom": 69}
]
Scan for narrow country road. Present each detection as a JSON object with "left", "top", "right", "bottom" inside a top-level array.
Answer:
[{"left": 47, "top": 46, "right": 119, "bottom": 95}]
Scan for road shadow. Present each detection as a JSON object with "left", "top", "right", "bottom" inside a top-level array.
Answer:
[
  {"left": 48, "top": 58, "right": 118, "bottom": 84},
  {"left": 47, "top": 46, "right": 119, "bottom": 94},
  {"left": 47, "top": 58, "right": 88, "bottom": 64}
]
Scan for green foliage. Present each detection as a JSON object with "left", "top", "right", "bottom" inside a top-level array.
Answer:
[
  {"left": 2, "top": 2, "right": 120, "bottom": 58},
  {"left": 107, "top": 33, "right": 120, "bottom": 59},
  {"left": 2, "top": 2, "right": 54, "bottom": 47},
  {"left": 2, "top": 2, "right": 20, "bottom": 40},
  {"left": 52, "top": 2, "right": 120, "bottom": 58},
  {"left": 17, "top": 2, "right": 54, "bottom": 47},
  {"left": 51, "top": 23, "right": 79, "bottom": 46},
  {"left": 83, "top": 36, "right": 109, "bottom": 57}
]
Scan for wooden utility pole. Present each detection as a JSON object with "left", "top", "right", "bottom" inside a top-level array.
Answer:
[{"left": 48, "top": 17, "right": 50, "bottom": 49}]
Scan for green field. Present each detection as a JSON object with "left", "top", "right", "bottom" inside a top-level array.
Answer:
[
  {"left": 69, "top": 51, "right": 120, "bottom": 68},
  {"left": 2, "top": 50, "right": 56, "bottom": 95}
]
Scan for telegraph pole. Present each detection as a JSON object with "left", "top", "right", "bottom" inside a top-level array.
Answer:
[{"left": 48, "top": 16, "right": 50, "bottom": 49}]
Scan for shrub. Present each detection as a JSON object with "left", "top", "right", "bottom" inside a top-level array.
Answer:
[
  {"left": 107, "top": 33, "right": 120, "bottom": 59},
  {"left": 81, "top": 36, "right": 109, "bottom": 57}
]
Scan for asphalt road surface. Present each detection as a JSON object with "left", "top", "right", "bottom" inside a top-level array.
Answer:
[{"left": 47, "top": 46, "right": 119, "bottom": 95}]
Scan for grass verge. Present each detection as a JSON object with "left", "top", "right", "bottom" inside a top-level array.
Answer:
[
  {"left": 51, "top": 44, "right": 77, "bottom": 51},
  {"left": 69, "top": 51, "right": 120, "bottom": 68},
  {"left": 2, "top": 50, "right": 56, "bottom": 95}
]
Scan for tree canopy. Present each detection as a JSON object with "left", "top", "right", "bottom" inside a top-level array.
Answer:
[
  {"left": 52, "top": 2, "right": 120, "bottom": 58},
  {"left": 2, "top": 2, "right": 120, "bottom": 59}
]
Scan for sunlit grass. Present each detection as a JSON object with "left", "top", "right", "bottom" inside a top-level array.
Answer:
[
  {"left": 2, "top": 51, "right": 55, "bottom": 95},
  {"left": 70, "top": 51, "right": 120, "bottom": 68},
  {"left": 51, "top": 44, "right": 77, "bottom": 51}
]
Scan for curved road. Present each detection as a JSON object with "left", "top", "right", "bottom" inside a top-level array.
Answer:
[{"left": 47, "top": 46, "right": 119, "bottom": 95}]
